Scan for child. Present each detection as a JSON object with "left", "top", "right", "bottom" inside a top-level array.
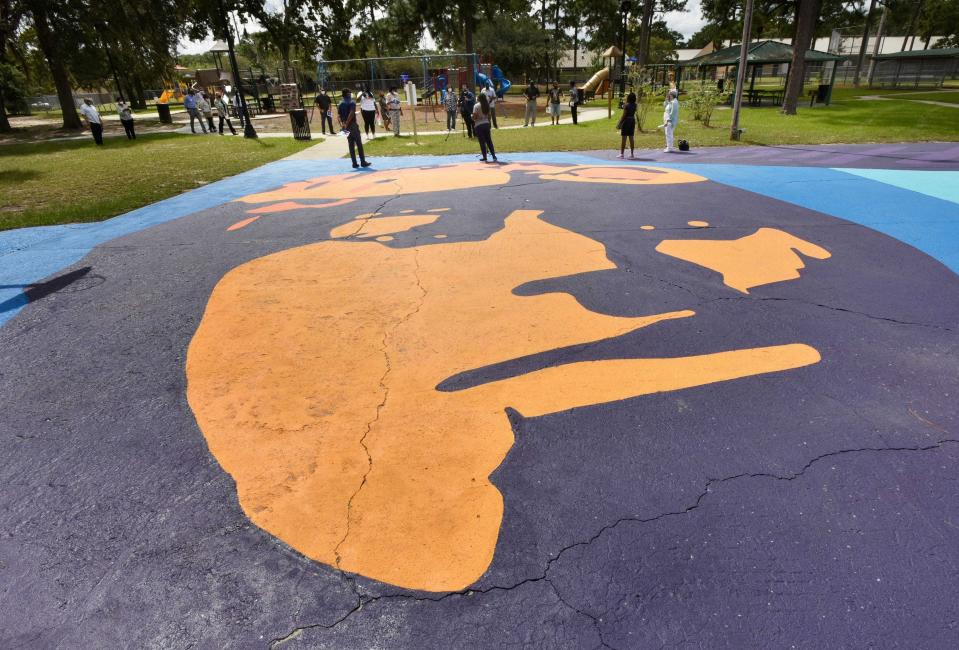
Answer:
[{"left": 616, "top": 92, "right": 637, "bottom": 159}]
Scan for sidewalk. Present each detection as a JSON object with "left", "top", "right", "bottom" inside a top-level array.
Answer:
[{"left": 285, "top": 107, "right": 610, "bottom": 160}]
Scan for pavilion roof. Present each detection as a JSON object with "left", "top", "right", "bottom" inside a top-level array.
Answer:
[{"left": 680, "top": 40, "right": 842, "bottom": 67}]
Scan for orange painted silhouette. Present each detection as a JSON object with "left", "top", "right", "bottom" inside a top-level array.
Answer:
[
  {"left": 656, "top": 227, "right": 831, "bottom": 293},
  {"left": 187, "top": 209, "right": 822, "bottom": 593},
  {"left": 235, "top": 162, "right": 707, "bottom": 206}
]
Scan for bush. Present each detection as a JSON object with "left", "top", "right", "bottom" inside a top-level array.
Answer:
[
  {"left": 685, "top": 80, "right": 728, "bottom": 127},
  {"left": 626, "top": 67, "right": 667, "bottom": 132}
]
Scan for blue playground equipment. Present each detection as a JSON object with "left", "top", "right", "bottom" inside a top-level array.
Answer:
[{"left": 475, "top": 64, "right": 512, "bottom": 98}]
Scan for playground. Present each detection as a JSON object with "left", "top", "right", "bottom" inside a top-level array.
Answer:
[{"left": 2, "top": 143, "right": 958, "bottom": 648}]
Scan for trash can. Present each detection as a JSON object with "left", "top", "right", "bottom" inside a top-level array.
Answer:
[
  {"left": 156, "top": 103, "right": 172, "bottom": 124},
  {"left": 289, "top": 109, "right": 311, "bottom": 141},
  {"left": 816, "top": 84, "right": 830, "bottom": 103},
  {"left": 261, "top": 96, "right": 275, "bottom": 113}
]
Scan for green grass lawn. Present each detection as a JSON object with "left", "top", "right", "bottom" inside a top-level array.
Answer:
[
  {"left": 364, "top": 95, "right": 959, "bottom": 157},
  {"left": 874, "top": 90, "right": 959, "bottom": 103},
  {"left": 0, "top": 133, "right": 311, "bottom": 231}
]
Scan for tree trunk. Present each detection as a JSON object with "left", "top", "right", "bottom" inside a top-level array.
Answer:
[
  {"left": 782, "top": 0, "right": 821, "bottom": 114},
  {"left": 0, "top": 94, "right": 10, "bottom": 132},
  {"left": 573, "top": 28, "right": 579, "bottom": 70},
  {"left": 853, "top": 0, "right": 877, "bottom": 86},
  {"left": 132, "top": 75, "right": 147, "bottom": 109},
  {"left": 32, "top": 5, "right": 82, "bottom": 129},
  {"left": 637, "top": 0, "right": 654, "bottom": 66},
  {"left": 901, "top": 0, "right": 923, "bottom": 51},
  {"left": 464, "top": 0, "right": 474, "bottom": 54}
]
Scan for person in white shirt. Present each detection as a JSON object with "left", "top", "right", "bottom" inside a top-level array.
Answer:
[
  {"left": 79, "top": 98, "right": 103, "bottom": 145},
  {"left": 482, "top": 85, "right": 498, "bottom": 128},
  {"left": 358, "top": 88, "right": 379, "bottom": 140},
  {"left": 663, "top": 89, "right": 680, "bottom": 153},
  {"left": 116, "top": 98, "right": 135, "bottom": 140}
]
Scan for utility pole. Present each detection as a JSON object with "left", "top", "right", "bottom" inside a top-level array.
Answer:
[
  {"left": 730, "top": 0, "right": 754, "bottom": 140},
  {"left": 217, "top": 0, "right": 257, "bottom": 138},
  {"left": 854, "top": 0, "right": 877, "bottom": 87}
]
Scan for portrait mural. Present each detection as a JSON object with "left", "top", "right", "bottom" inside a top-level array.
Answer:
[{"left": 185, "top": 162, "right": 835, "bottom": 592}]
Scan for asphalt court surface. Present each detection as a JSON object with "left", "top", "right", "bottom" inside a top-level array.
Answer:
[{"left": 2, "top": 144, "right": 958, "bottom": 648}]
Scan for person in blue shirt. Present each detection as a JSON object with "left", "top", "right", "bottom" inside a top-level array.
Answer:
[
  {"left": 338, "top": 89, "right": 371, "bottom": 169},
  {"left": 183, "top": 89, "right": 207, "bottom": 134}
]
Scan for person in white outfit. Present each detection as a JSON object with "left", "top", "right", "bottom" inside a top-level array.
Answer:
[{"left": 663, "top": 89, "right": 679, "bottom": 153}]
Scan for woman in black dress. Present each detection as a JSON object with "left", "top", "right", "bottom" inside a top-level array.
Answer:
[{"left": 616, "top": 92, "right": 637, "bottom": 159}]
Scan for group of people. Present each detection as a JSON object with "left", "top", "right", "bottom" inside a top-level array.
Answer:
[
  {"left": 313, "top": 87, "right": 402, "bottom": 139},
  {"left": 522, "top": 81, "right": 582, "bottom": 127},
  {"left": 182, "top": 89, "right": 239, "bottom": 136},
  {"left": 77, "top": 86, "right": 242, "bottom": 146},
  {"left": 616, "top": 88, "right": 680, "bottom": 159}
]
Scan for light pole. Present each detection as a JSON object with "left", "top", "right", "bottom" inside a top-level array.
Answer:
[
  {"left": 619, "top": 1, "right": 631, "bottom": 97},
  {"left": 217, "top": 0, "right": 257, "bottom": 138}
]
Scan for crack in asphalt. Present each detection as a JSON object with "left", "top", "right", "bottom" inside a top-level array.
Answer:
[
  {"left": 704, "top": 296, "right": 956, "bottom": 332},
  {"left": 267, "top": 434, "right": 959, "bottom": 647},
  {"left": 547, "top": 579, "right": 618, "bottom": 650}
]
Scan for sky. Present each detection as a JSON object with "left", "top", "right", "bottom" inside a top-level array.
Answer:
[{"left": 178, "top": 1, "right": 708, "bottom": 56}]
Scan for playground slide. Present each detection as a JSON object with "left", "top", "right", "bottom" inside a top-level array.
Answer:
[
  {"left": 491, "top": 65, "right": 511, "bottom": 98},
  {"left": 476, "top": 69, "right": 512, "bottom": 99},
  {"left": 581, "top": 67, "right": 610, "bottom": 95}
]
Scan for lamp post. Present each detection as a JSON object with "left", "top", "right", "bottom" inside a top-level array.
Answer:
[
  {"left": 217, "top": 0, "right": 257, "bottom": 138},
  {"left": 619, "top": 1, "right": 631, "bottom": 97}
]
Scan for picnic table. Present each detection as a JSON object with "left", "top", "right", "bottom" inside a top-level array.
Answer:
[{"left": 746, "top": 89, "right": 784, "bottom": 106}]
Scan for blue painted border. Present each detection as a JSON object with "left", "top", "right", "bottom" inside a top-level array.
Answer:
[{"left": 2, "top": 152, "right": 958, "bottom": 328}]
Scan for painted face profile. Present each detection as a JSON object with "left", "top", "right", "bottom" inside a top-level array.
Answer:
[{"left": 186, "top": 162, "right": 832, "bottom": 592}]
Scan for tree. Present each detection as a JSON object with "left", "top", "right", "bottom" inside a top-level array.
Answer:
[
  {"left": 0, "top": 0, "right": 25, "bottom": 132},
  {"left": 23, "top": 0, "right": 82, "bottom": 129},
  {"left": 782, "top": 0, "right": 821, "bottom": 114}
]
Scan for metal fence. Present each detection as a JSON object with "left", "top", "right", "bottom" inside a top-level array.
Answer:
[{"left": 24, "top": 92, "right": 116, "bottom": 113}]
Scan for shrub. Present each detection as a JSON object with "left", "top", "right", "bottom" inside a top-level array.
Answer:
[{"left": 685, "top": 80, "right": 728, "bottom": 127}]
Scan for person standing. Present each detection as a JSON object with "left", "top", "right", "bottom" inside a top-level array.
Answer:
[
  {"left": 233, "top": 92, "right": 245, "bottom": 128},
  {"left": 548, "top": 82, "right": 562, "bottom": 125},
  {"left": 116, "top": 97, "right": 135, "bottom": 139},
  {"left": 444, "top": 86, "right": 458, "bottom": 131},
  {"left": 616, "top": 92, "right": 637, "bottom": 159},
  {"left": 359, "top": 88, "right": 379, "bottom": 140},
  {"left": 569, "top": 81, "right": 580, "bottom": 125},
  {"left": 482, "top": 84, "right": 498, "bottom": 128},
  {"left": 79, "top": 98, "right": 103, "bottom": 145},
  {"left": 473, "top": 92, "right": 497, "bottom": 163},
  {"left": 184, "top": 89, "right": 207, "bottom": 134},
  {"left": 314, "top": 89, "right": 334, "bottom": 134},
  {"left": 458, "top": 84, "right": 475, "bottom": 138},
  {"left": 386, "top": 86, "right": 402, "bottom": 137},
  {"left": 663, "top": 89, "right": 680, "bottom": 153},
  {"left": 377, "top": 92, "right": 391, "bottom": 132},
  {"left": 198, "top": 92, "right": 215, "bottom": 134},
  {"left": 215, "top": 91, "right": 238, "bottom": 135},
  {"left": 338, "top": 89, "right": 371, "bottom": 169},
  {"left": 522, "top": 82, "right": 540, "bottom": 127}
]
